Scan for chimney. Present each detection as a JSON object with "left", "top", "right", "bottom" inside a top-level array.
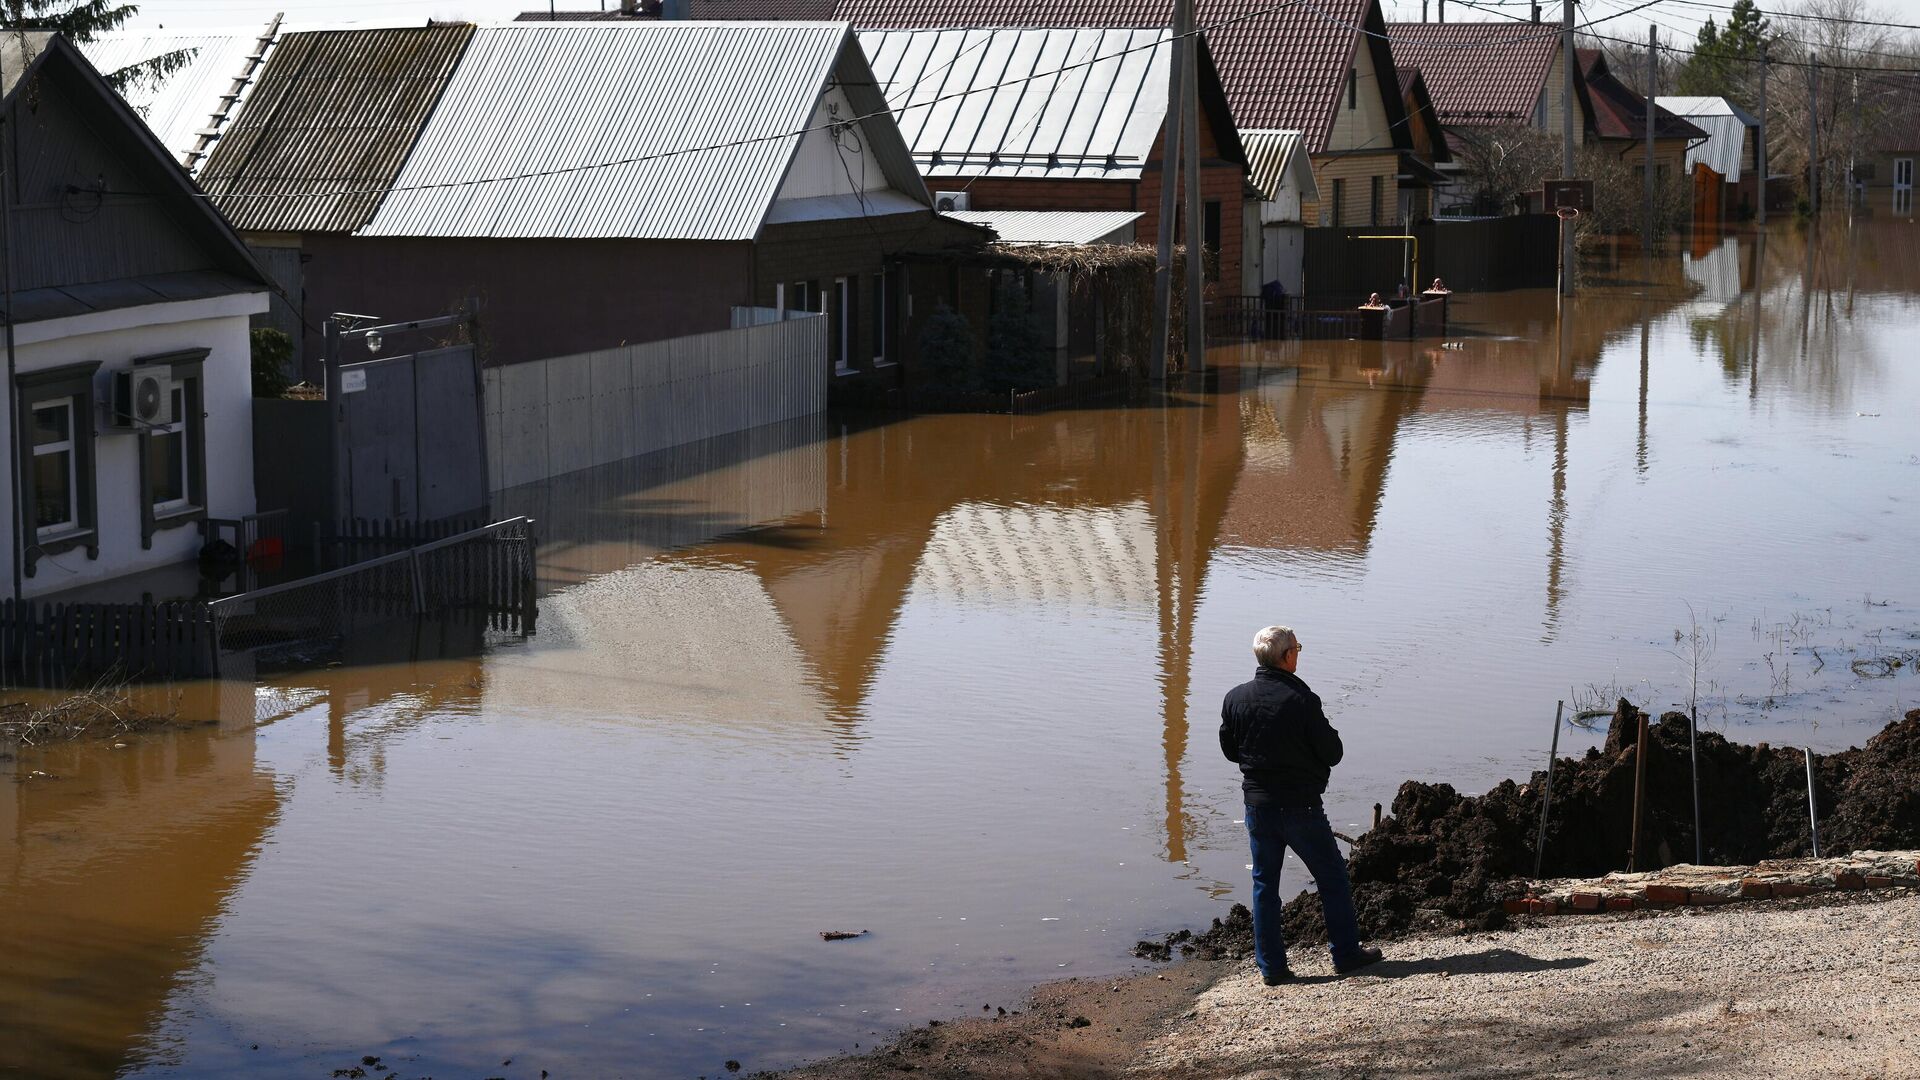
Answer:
[
  {"left": 1532, "top": 3, "right": 1541, "bottom": 21},
  {"left": 620, "top": 0, "right": 638, "bottom": 12}
]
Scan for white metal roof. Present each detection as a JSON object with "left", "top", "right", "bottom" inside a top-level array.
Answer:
[
  {"left": 1240, "top": 128, "right": 1318, "bottom": 202},
  {"left": 857, "top": 27, "right": 1172, "bottom": 181},
  {"left": 1657, "top": 96, "right": 1758, "bottom": 183},
  {"left": 81, "top": 26, "right": 277, "bottom": 169},
  {"left": 944, "top": 209, "right": 1140, "bottom": 245},
  {"left": 360, "top": 22, "right": 928, "bottom": 241}
]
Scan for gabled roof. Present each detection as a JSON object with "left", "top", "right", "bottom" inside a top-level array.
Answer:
[
  {"left": 698, "top": 0, "right": 1408, "bottom": 154},
  {"left": 1397, "top": 65, "right": 1451, "bottom": 164},
  {"left": 199, "top": 25, "right": 475, "bottom": 234},
  {"left": 80, "top": 24, "right": 280, "bottom": 170},
  {"left": 1241, "top": 129, "right": 1318, "bottom": 203},
  {"left": 1386, "top": 20, "right": 1561, "bottom": 128},
  {"left": 360, "top": 23, "right": 928, "bottom": 240},
  {"left": 0, "top": 33, "right": 267, "bottom": 322},
  {"left": 1657, "top": 96, "right": 1757, "bottom": 182},
  {"left": 858, "top": 26, "right": 1241, "bottom": 182},
  {"left": 1577, "top": 49, "right": 1709, "bottom": 142}
]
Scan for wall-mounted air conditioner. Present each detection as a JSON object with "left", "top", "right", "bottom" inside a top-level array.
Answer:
[
  {"left": 934, "top": 191, "right": 971, "bottom": 212},
  {"left": 111, "top": 368, "right": 176, "bottom": 430}
]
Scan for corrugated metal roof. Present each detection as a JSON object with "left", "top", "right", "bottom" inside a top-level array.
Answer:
[
  {"left": 199, "top": 25, "right": 475, "bottom": 234},
  {"left": 362, "top": 22, "right": 925, "bottom": 241},
  {"left": 859, "top": 27, "right": 1171, "bottom": 181},
  {"left": 1658, "top": 97, "right": 1757, "bottom": 182},
  {"left": 1385, "top": 21, "right": 1560, "bottom": 128},
  {"left": 1241, "top": 128, "right": 1317, "bottom": 202},
  {"left": 81, "top": 26, "right": 277, "bottom": 169},
  {"left": 709, "top": 0, "right": 1396, "bottom": 153},
  {"left": 944, "top": 208, "right": 1140, "bottom": 244}
]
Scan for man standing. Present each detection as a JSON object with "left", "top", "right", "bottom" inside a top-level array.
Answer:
[{"left": 1220, "top": 625, "right": 1383, "bottom": 984}]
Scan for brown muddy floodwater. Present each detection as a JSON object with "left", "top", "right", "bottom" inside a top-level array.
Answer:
[{"left": 5, "top": 223, "right": 1920, "bottom": 1079}]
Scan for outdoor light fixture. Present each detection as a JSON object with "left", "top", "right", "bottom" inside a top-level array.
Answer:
[{"left": 365, "top": 331, "right": 383, "bottom": 355}]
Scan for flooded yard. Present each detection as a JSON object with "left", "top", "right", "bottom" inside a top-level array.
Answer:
[{"left": 5, "top": 223, "right": 1919, "bottom": 1078}]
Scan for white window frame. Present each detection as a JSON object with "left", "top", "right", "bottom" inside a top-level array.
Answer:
[
  {"left": 833, "top": 276, "right": 853, "bottom": 374},
  {"left": 1895, "top": 158, "right": 1914, "bottom": 191},
  {"left": 149, "top": 385, "right": 192, "bottom": 515},
  {"left": 774, "top": 282, "right": 786, "bottom": 318},
  {"left": 30, "top": 396, "right": 80, "bottom": 540},
  {"left": 871, "top": 270, "right": 889, "bottom": 367}
]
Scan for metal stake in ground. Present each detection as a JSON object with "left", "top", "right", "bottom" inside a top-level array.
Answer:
[
  {"left": 1627, "top": 709, "right": 1650, "bottom": 872},
  {"left": 1804, "top": 747, "right": 1821, "bottom": 858},
  {"left": 1533, "top": 699, "right": 1565, "bottom": 878},
  {"left": 1690, "top": 704, "right": 1702, "bottom": 864}
]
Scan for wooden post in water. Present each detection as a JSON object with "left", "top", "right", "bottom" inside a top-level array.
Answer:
[
  {"left": 1689, "top": 704, "right": 1702, "bottom": 864},
  {"left": 1372, "top": 803, "right": 1382, "bottom": 830},
  {"left": 1627, "top": 709, "right": 1650, "bottom": 871},
  {"left": 1804, "top": 747, "right": 1821, "bottom": 857},
  {"left": 1534, "top": 699, "right": 1565, "bottom": 877}
]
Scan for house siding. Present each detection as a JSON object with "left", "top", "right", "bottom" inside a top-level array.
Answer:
[
  {"left": 1325, "top": 36, "right": 1391, "bottom": 153},
  {"left": 1305, "top": 151, "right": 1401, "bottom": 226}
]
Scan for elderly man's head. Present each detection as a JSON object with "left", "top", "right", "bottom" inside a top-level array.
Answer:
[{"left": 1252, "top": 625, "right": 1302, "bottom": 671}]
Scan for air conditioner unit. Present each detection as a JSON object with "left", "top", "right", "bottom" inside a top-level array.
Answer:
[
  {"left": 112, "top": 368, "right": 176, "bottom": 429},
  {"left": 934, "top": 191, "right": 971, "bottom": 212}
]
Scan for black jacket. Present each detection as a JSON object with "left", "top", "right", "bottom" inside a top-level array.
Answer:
[{"left": 1219, "top": 666, "right": 1344, "bottom": 807}]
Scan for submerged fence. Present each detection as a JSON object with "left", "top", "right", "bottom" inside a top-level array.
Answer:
[
  {"left": 0, "top": 599, "right": 218, "bottom": 686},
  {"left": 209, "top": 517, "right": 537, "bottom": 673}
]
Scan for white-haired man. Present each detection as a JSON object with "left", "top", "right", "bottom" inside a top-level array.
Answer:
[{"left": 1220, "top": 625, "right": 1382, "bottom": 984}]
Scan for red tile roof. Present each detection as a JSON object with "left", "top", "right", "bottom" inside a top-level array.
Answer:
[
  {"left": 1386, "top": 20, "right": 1561, "bottom": 127},
  {"left": 1578, "top": 48, "right": 1708, "bottom": 142},
  {"left": 701, "top": 0, "right": 1407, "bottom": 154}
]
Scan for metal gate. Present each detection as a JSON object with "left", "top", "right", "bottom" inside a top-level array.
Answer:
[{"left": 330, "top": 343, "right": 489, "bottom": 523}]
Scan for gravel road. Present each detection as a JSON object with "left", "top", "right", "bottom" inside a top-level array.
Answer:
[{"left": 1131, "top": 894, "right": 1920, "bottom": 1079}]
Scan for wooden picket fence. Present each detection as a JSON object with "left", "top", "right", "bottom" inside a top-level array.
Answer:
[{"left": 0, "top": 598, "right": 217, "bottom": 687}]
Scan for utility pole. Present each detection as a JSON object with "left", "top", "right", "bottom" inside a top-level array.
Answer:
[
  {"left": 1644, "top": 23, "right": 1656, "bottom": 250},
  {"left": 1560, "top": 0, "right": 1575, "bottom": 295},
  {"left": 1809, "top": 52, "right": 1819, "bottom": 216},
  {"left": 1150, "top": 0, "right": 1190, "bottom": 382},
  {"left": 1756, "top": 46, "right": 1768, "bottom": 226},
  {"left": 1183, "top": 14, "right": 1206, "bottom": 374}
]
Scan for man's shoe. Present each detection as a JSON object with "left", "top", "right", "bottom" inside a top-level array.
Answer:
[
  {"left": 1334, "top": 946, "right": 1384, "bottom": 976},
  {"left": 1261, "top": 968, "right": 1296, "bottom": 986}
]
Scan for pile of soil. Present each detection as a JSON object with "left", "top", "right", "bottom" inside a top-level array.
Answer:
[{"left": 1155, "top": 706, "right": 1920, "bottom": 955}]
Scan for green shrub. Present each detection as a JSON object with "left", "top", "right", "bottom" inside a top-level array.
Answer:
[
  {"left": 249, "top": 327, "right": 294, "bottom": 398},
  {"left": 983, "top": 278, "right": 1052, "bottom": 394},
  {"left": 916, "top": 303, "right": 978, "bottom": 394}
]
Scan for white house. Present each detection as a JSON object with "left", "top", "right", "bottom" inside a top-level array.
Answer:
[
  {"left": 2, "top": 33, "right": 269, "bottom": 601},
  {"left": 1242, "top": 129, "right": 1320, "bottom": 296}
]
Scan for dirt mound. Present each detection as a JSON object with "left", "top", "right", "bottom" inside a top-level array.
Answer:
[{"left": 1267, "top": 706, "right": 1920, "bottom": 946}]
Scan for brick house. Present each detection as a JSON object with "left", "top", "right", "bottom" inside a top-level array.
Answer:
[
  {"left": 199, "top": 22, "right": 983, "bottom": 387},
  {"left": 857, "top": 27, "right": 1247, "bottom": 285}
]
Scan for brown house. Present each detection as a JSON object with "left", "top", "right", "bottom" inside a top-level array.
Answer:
[
  {"left": 1396, "top": 66, "right": 1454, "bottom": 223},
  {"left": 857, "top": 27, "right": 1247, "bottom": 282},
  {"left": 201, "top": 22, "right": 982, "bottom": 384},
  {"left": 1577, "top": 49, "right": 1706, "bottom": 187}
]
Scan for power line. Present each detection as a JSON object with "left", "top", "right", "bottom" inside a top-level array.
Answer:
[
  {"left": 1662, "top": 0, "right": 1920, "bottom": 33},
  {"left": 1450, "top": 0, "right": 1920, "bottom": 72}
]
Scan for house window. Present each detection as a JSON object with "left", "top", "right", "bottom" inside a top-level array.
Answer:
[
  {"left": 1895, "top": 158, "right": 1914, "bottom": 191},
  {"left": 1348, "top": 68, "right": 1357, "bottom": 109},
  {"left": 133, "top": 349, "right": 209, "bottom": 549},
  {"left": 31, "top": 398, "right": 80, "bottom": 538},
  {"left": 1331, "top": 178, "right": 1346, "bottom": 226},
  {"left": 833, "top": 276, "right": 852, "bottom": 374},
  {"left": 871, "top": 270, "right": 889, "bottom": 365},
  {"left": 1369, "top": 175, "right": 1383, "bottom": 225},
  {"left": 13, "top": 359, "right": 101, "bottom": 572}
]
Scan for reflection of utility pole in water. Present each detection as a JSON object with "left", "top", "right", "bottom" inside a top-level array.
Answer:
[
  {"left": 1748, "top": 229, "right": 1766, "bottom": 401},
  {"left": 1543, "top": 311, "right": 1572, "bottom": 641},
  {"left": 1637, "top": 309, "right": 1650, "bottom": 476}
]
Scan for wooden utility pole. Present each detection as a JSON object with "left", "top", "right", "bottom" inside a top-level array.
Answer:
[
  {"left": 1182, "top": 14, "right": 1206, "bottom": 374},
  {"left": 1756, "top": 47, "right": 1768, "bottom": 225},
  {"left": 1150, "top": 0, "right": 1190, "bottom": 382},
  {"left": 1559, "top": 0, "right": 1575, "bottom": 295},
  {"left": 1644, "top": 24, "right": 1656, "bottom": 250},
  {"left": 1809, "top": 52, "right": 1819, "bottom": 215}
]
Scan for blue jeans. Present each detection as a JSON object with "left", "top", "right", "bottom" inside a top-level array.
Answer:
[{"left": 1244, "top": 802, "right": 1363, "bottom": 977}]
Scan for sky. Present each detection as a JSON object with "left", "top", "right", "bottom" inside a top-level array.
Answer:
[{"left": 126, "top": 0, "right": 1920, "bottom": 50}]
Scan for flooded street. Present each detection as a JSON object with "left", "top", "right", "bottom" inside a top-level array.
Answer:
[{"left": 5, "top": 223, "right": 1919, "bottom": 1078}]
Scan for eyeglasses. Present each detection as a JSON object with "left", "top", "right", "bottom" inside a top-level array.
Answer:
[{"left": 1292, "top": 643, "right": 1304, "bottom": 654}]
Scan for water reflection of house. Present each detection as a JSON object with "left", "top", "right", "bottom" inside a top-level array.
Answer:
[{"left": 0, "top": 682, "right": 274, "bottom": 1077}]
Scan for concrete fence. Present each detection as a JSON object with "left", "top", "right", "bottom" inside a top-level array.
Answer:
[{"left": 485, "top": 313, "right": 828, "bottom": 490}]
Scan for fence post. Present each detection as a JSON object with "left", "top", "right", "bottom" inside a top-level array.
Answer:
[{"left": 407, "top": 548, "right": 426, "bottom": 615}]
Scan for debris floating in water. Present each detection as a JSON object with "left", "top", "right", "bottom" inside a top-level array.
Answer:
[{"left": 819, "top": 929, "right": 868, "bottom": 941}]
